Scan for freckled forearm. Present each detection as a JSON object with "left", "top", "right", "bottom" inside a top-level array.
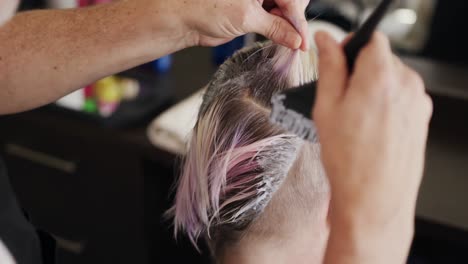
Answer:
[{"left": 0, "top": 0, "right": 192, "bottom": 114}]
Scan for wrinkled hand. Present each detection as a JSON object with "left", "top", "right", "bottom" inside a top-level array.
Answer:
[
  {"left": 313, "top": 31, "right": 433, "bottom": 263},
  {"left": 179, "top": 0, "right": 309, "bottom": 50}
]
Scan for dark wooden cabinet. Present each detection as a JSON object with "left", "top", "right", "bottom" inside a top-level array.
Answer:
[
  {"left": 0, "top": 107, "right": 210, "bottom": 263},
  {"left": 0, "top": 109, "right": 146, "bottom": 263}
]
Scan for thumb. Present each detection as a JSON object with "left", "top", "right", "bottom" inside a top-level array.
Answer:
[
  {"left": 248, "top": 9, "right": 302, "bottom": 50},
  {"left": 315, "top": 31, "right": 348, "bottom": 104}
]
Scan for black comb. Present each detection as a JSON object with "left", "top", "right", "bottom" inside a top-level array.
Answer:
[{"left": 270, "top": 0, "right": 394, "bottom": 141}]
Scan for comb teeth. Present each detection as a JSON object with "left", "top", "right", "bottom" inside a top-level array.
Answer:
[{"left": 270, "top": 94, "right": 319, "bottom": 142}]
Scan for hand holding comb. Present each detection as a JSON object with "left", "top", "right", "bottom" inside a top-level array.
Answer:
[{"left": 270, "top": 0, "right": 394, "bottom": 142}]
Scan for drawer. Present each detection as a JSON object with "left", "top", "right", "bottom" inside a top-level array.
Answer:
[
  {"left": 0, "top": 112, "right": 150, "bottom": 263},
  {"left": 1, "top": 141, "right": 97, "bottom": 237},
  {"left": 1, "top": 141, "right": 148, "bottom": 263}
]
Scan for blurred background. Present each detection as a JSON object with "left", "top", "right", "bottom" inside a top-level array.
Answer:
[{"left": 1, "top": 0, "right": 468, "bottom": 263}]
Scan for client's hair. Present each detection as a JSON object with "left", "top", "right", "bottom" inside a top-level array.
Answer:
[{"left": 170, "top": 42, "right": 329, "bottom": 261}]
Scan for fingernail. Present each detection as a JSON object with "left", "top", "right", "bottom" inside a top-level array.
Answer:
[
  {"left": 286, "top": 31, "right": 302, "bottom": 50},
  {"left": 301, "top": 34, "right": 310, "bottom": 51},
  {"left": 301, "top": 20, "right": 310, "bottom": 51}
]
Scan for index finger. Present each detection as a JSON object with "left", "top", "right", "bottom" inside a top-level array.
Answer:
[{"left": 352, "top": 32, "right": 394, "bottom": 82}]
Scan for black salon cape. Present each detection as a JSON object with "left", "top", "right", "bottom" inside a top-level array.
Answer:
[{"left": 0, "top": 157, "right": 56, "bottom": 264}]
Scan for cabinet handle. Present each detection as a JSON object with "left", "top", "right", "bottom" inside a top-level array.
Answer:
[
  {"left": 50, "top": 234, "right": 86, "bottom": 255},
  {"left": 4, "top": 144, "right": 77, "bottom": 174}
]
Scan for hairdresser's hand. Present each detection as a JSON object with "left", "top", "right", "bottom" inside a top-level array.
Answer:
[
  {"left": 178, "top": 0, "right": 309, "bottom": 50},
  {"left": 263, "top": 0, "right": 310, "bottom": 50},
  {"left": 313, "top": 32, "right": 433, "bottom": 264}
]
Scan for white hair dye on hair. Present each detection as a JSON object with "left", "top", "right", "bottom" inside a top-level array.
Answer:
[{"left": 219, "top": 135, "right": 303, "bottom": 223}]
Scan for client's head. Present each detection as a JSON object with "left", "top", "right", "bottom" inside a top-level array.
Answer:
[{"left": 171, "top": 42, "right": 330, "bottom": 263}]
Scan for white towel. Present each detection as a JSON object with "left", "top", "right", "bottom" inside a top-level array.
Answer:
[
  {"left": 308, "top": 20, "right": 347, "bottom": 47},
  {"left": 0, "top": 240, "right": 15, "bottom": 264},
  {"left": 147, "top": 90, "right": 204, "bottom": 155}
]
